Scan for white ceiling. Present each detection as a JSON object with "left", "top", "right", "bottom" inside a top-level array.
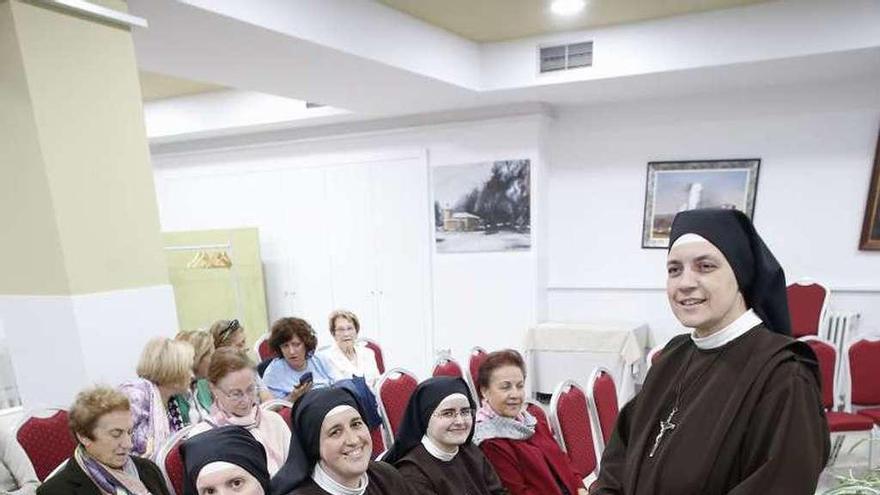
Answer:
[{"left": 377, "top": 0, "right": 772, "bottom": 42}]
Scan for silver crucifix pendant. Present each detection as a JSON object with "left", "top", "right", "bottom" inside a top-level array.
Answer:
[{"left": 648, "top": 407, "right": 678, "bottom": 458}]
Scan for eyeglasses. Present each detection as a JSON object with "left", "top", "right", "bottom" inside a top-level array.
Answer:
[
  {"left": 218, "top": 319, "right": 240, "bottom": 343},
  {"left": 433, "top": 407, "right": 474, "bottom": 420},
  {"left": 217, "top": 382, "right": 257, "bottom": 402}
]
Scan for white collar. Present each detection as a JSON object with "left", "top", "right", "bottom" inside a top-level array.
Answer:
[
  {"left": 690, "top": 309, "right": 762, "bottom": 350},
  {"left": 421, "top": 435, "right": 458, "bottom": 462},
  {"left": 312, "top": 462, "right": 368, "bottom": 495}
]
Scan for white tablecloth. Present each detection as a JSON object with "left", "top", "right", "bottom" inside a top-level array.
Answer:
[{"left": 525, "top": 321, "right": 652, "bottom": 406}]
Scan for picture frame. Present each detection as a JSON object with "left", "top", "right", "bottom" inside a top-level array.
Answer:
[
  {"left": 642, "top": 159, "right": 761, "bottom": 249},
  {"left": 860, "top": 130, "right": 880, "bottom": 250}
]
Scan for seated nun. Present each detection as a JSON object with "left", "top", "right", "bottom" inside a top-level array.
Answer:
[
  {"left": 593, "top": 208, "right": 829, "bottom": 494},
  {"left": 474, "top": 350, "right": 587, "bottom": 495},
  {"left": 38, "top": 386, "right": 170, "bottom": 495},
  {"left": 270, "top": 388, "right": 412, "bottom": 495},
  {"left": 384, "top": 376, "right": 507, "bottom": 495},
  {"left": 182, "top": 425, "right": 271, "bottom": 495},
  {"left": 188, "top": 348, "right": 290, "bottom": 476}
]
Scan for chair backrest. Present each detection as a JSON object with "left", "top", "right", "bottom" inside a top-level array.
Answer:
[
  {"left": 847, "top": 339, "right": 880, "bottom": 406},
  {"left": 588, "top": 367, "right": 619, "bottom": 446},
  {"left": 787, "top": 280, "right": 829, "bottom": 338},
  {"left": 15, "top": 408, "right": 76, "bottom": 481},
  {"left": 261, "top": 399, "right": 293, "bottom": 428},
  {"left": 432, "top": 356, "right": 464, "bottom": 379},
  {"left": 376, "top": 368, "right": 419, "bottom": 441},
  {"left": 359, "top": 338, "right": 385, "bottom": 374},
  {"left": 525, "top": 399, "right": 550, "bottom": 433},
  {"left": 468, "top": 347, "right": 488, "bottom": 401},
  {"left": 549, "top": 380, "right": 598, "bottom": 478},
  {"left": 800, "top": 336, "right": 837, "bottom": 410},
  {"left": 255, "top": 333, "right": 275, "bottom": 361},
  {"left": 369, "top": 426, "right": 385, "bottom": 459},
  {"left": 156, "top": 425, "right": 193, "bottom": 495}
]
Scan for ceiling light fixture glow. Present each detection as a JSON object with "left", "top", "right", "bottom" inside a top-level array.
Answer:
[{"left": 550, "top": 0, "right": 586, "bottom": 17}]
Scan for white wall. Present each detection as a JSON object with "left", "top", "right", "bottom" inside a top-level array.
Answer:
[{"left": 545, "top": 80, "right": 880, "bottom": 344}]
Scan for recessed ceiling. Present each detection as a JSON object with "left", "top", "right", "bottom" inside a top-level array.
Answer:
[
  {"left": 377, "top": 0, "right": 773, "bottom": 42},
  {"left": 139, "top": 71, "right": 227, "bottom": 101}
]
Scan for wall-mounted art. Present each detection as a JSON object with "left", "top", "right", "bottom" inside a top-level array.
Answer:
[
  {"left": 642, "top": 159, "right": 760, "bottom": 248},
  {"left": 860, "top": 129, "right": 880, "bottom": 250},
  {"left": 432, "top": 159, "right": 531, "bottom": 253}
]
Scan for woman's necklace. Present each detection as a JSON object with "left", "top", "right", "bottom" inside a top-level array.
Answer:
[{"left": 648, "top": 346, "right": 727, "bottom": 458}]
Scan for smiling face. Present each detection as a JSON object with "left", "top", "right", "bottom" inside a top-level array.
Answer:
[
  {"left": 196, "top": 462, "right": 264, "bottom": 495},
  {"left": 426, "top": 393, "right": 472, "bottom": 452},
  {"left": 280, "top": 335, "right": 307, "bottom": 371},
  {"left": 332, "top": 317, "right": 358, "bottom": 352},
  {"left": 212, "top": 367, "right": 258, "bottom": 417},
  {"left": 318, "top": 407, "right": 372, "bottom": 488},
  {"left": 78, "top": 409, "right": 133, "bottom": 469},
  {"left": 481, "top": 365, "right": 525, "bottom": 419},
  {"left": 666, "top": 239, "right": 747, "bottom": 337}
]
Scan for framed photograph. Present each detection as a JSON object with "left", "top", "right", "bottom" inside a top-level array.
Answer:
[
  {"left": 432, "top": 159, "right": 531, "bottom": 253},
  {"left": 642, "top": 159, "right": 761, "bottom": 248},
  {"left": 860, "top": 130, "right": 880, "bottom": 250}
]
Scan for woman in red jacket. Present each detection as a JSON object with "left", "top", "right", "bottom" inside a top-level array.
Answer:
[{"left": 474, "top": 350, "right": 587, "bottom": 495}]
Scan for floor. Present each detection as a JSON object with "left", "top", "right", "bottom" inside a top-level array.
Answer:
[{"left": 816, "top": 433, "right": 877, "bottom": 494}]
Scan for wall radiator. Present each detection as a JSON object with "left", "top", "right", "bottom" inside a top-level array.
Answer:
[{"left": 822, "top": 311, "right": 861, "bottom": 350}]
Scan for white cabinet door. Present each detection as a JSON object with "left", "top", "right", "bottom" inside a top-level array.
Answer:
[
  {"left": 368, "top": 156, "right": 433, "bottom": 377},
  {"left": 324, "top": 163, "right": 381, "bottom": 343}
]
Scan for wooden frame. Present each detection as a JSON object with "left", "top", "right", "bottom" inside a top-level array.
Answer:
[{"left": 860, "top": 129, "right": 880, "bottom": 250}]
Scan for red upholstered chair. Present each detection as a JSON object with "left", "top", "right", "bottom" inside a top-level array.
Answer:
[
  {"left": 14, "top": 408, "right": 76, "bottom": 481},
  {"left": 376, "top": 368, "right": 418, "bottom": 446},
  {"left": 525, "top": 399, "right": 554, "bottom": 435},
  {"left": 800, "top": 337, "right": 873, "bottom": 465},
  {"left": 261, "top": 399, "right": 293, "bottom": 429},
  {"left": 587, "top": 367, "right": 619, "bottom": 452},
  {"left": 254, "top": 333, "right": 275, "bottom": 361},
  {"left": 369, "top": 426, "right": 386, "bottom": 460},
  {"left": 468, "top": 346, "right": 488, "bottom": 401},
  {"left": 787, "top": 280, "right": 829, "bottom": 338},
  {"left": 847, "top": 339, "right": 880, "bottom": 423},
  {"left": 156, "top": 425, "right": 193, "bottom": 495},
  {"left": 359, "top": 338, "right": 385, "bottom": 374},
  {"left": 432, "top": 355, "right": 464, "bottom": 378},
  {"left": 549, "top": 380, "right": 598, "bottom": 480}
]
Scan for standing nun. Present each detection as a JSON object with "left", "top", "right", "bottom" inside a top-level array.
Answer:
[
  {"left": 593, "top": 208, "right": 829, "bottom": 494},
  {"left": 270, "top": 388, "right": 411, "bottom": 495},
  {"left": 383, "top": 376, "right": 507, "bottom": 495}
]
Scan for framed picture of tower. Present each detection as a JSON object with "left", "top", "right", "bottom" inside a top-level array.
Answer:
[{"left": 642, "top": 159, "right": 761, "bottom": 248}]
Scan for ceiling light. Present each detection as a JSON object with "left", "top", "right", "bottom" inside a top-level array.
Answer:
[{"left": 550, "top": 0, "right": 586, "bottom": 17}]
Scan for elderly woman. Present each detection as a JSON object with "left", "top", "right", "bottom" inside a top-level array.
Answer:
[
  {"left": 270, "top": 388, "right": 411, "bottom": 495},
  {"left": 37, "top": 387, "right": 169, "bottom": 495},
  {"left": 475, "top": 350, "right": 587, "bottom": 495},
  {"left": 0, "top": 429, "right": 38, "bottom": 495},
  {"left": 262, "top": 318, "right": 333, "bottom": 402},
  {"left": 319, "top": 310, "right": 380, "bottom": 387},
  {"left": 593, "top": 209, "right": 828, "bottom": 494},
  {"left": 182, "top": 426, "right": 270, "bottom": 495},
  {"left": 174, "top": 330, "right": 215, "bottom": 419},
  {"left": 385, "top": 376, "right": 506, "bottom": 495},
  {"left": 188, "top": 348, "right": 290, "bottom": 476},
  {"left": 118, "top": 337, "right": 194, "bottom": 458}
]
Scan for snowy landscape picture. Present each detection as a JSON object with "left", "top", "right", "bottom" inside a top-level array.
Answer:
[
  {"left": 642, "top": 159, "right": 760, "bottom": 248},
  {"left": 432, "top": 160, "right": 531, "bottom": 253}
]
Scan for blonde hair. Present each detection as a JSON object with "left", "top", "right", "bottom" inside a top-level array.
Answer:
[
  {"left": 175, "top": 330, "right": 215, "bottom": 374},
  {"left": 136, "top": 337, "right": 194, "bottom": 388},
  {"left": 69, "top": 386, "right": 130, "bottom": 441},
  {"left": 209, "top": 319, "right": 245, "bottom": 349},
  {"left": 328, "top": 310, "right": 360, "bottom": 336}
]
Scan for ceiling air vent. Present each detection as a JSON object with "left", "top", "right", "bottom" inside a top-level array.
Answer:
[{"left": 539, "top": 41, "right": 593, "bottom": 73}]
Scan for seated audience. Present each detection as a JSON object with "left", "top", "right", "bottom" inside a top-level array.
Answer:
[
  {"left": 119, "top": 337, "right": 194, "bottom": 458},
  {"left": 262, "top": 318, "right": 333, "bottom": 402},
  {"left": 270, "top": 388, "right": 411, "bottom": 495},
  {"left": 188, "top": 348, "right": 290, "bottom": 476},
  {"left": 37, "top": 386, "right": 169, "bottom": 495},
  {"left": 474, "top": 350, "right": 587, "bottom": 495},
  {"left": 385, "top": 376, "right": 507, "bottom": 495},
  {"left": 182, "top": 425, "right": 270, "bottom": 495},
  {"left": 174, "top": 330, "right": 215, "bottom": 420},
  {"left": 319, "top": 310, "right": 381, "bottom": 387},
  {"left": 0, "top": 429, "right": 38, "bottom": 495}
]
